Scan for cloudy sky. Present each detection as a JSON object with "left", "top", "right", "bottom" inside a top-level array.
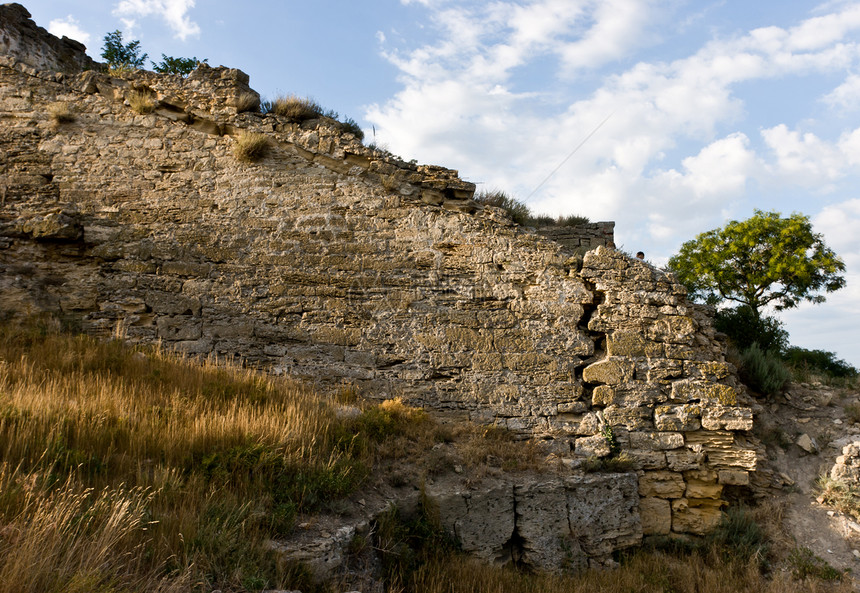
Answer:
[{"left": 22, "top": 0, "right": 860, "bottom": 365}]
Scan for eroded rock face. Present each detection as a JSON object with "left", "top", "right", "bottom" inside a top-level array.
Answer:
[
  {"left": 0, "top": 3, "right": 97, "bottom": 73},
  {"left": 0, "top": 8, "right": 759, "bottom": 563}
]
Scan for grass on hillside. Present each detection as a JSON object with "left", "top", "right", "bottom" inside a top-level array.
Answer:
[{"left": 0, "top": 318, "right": 537, "bottom": 592}]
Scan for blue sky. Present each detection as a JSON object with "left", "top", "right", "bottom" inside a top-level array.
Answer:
[{"left": 23, "top": 0, "right": 860, "bottom": 366}]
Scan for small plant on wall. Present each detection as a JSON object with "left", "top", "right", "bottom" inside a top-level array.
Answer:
[
  {"left": 128, "top": 91, "right": 155, "bottom": 114},
  {"left": 234, "top": 132, "right": 269, "bottom": 163},
  {"left": 48, "top": 102, "right": 75, "bottom": 126}
]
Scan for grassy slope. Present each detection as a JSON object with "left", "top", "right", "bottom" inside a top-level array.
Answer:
[{"left": 0, "top": 319, "right": 851, "bottom": 592}]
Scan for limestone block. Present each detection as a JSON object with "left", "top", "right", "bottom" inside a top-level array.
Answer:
[
  {"left": 685, "top": 480, "right": 723, "bottom": 500},
  {"left": 565, "top": 473, "right": 642, "bottom": 555},
  {"left": 515, "top": 480, "right": 584, "bottom": 570},
  {"left": 647, "top": 359, "right": 684, "bottom": 381},
  {"left": 718, "top": 470, "right": 750, "bottom": 486},
  {"left": 592, "top": 385, "right": 614, "bottom": 406},
  {"left": 684, "top": 361, "right": 730, "bottom": 380},
  {"left": 671, "top": 499, "right": 723, "bottom": 535},
  {"left": 629, "top": 432, "right": 684, "bottom": 451},
  {"left": 705, "top": 449, "right": 757, "bottom": 471},
  {"left": 670, "top": 381, "right": 737, "bottom": 405},
  {"left": 156, "top": 316, "right": 202, "bottom": 340},
  {"left": 434, "top": 483, "right": 515, "bottom": 565},
  {"left": 639, "top": 471, "right": 685, "bottom": 498},
  {"left": 640, "top": 497, "right": 672, "bottom": 535},
  {"left": 702, "top": 406, "right": 753, "bottom": 431},
  {"left": 144, "top": 291, "right": 201, "bottom": 316},
  {"left": 576, "top": 435, "right": 611, "bottom": 458},
  {"left": 627, "top": 449, "right": 667, "bottom": 469},
  {"left": 606, "top": 332, "right": 648, "bottom": 357},
  {"left": 582, "top": 358, "right": 634, "bottom": 385},
  {"left": 603, "top": 405, "right": 653, "bottom": 431},
  {"left": 654, "top": 405, "right": 702, "bottom": 431},
  {"left": 666, "top": 449, "right": 702, "bottom": 472}
]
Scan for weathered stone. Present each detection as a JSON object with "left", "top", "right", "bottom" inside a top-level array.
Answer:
[
  {"left": 639, "top": 471, "right": 685, "bottom": 498},
  {"left": 629, "top": 432, "right": 684, "bottom": 451},
  {"left": 583, "top": 358, "right": 634, "bottom": 385},
  {"left": 666, "top": 449, "right": 703, "bottom": 472},
  {"left": 718, "top": 470, "right": 750, "bottom": 486},
  {"left": 796, "top": 433, "right": 818, "bottom": 454},
  {"left": 685, "top": 480, "right": 723, "bottom": 499},
  {"left": 639, "top": 497, "right": 672, "bottom": 535},
  {"left": 671, "top": 499, "right": 723, "bottom": 535},
  {"left": 655, "top": 404, "right": 702, "bottom": 431},
  {"left": 671, "top": 381, "right": 737, "bottom": 405},
  {"left": 575, "top": 435, "right": 611, "bottom": 458},
  {"left": 702, "top": 406, "right": 753, "bottom": 431}
]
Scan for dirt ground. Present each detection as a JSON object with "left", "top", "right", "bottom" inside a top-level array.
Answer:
[{"left": 755, "top": 381, "right": 860, "bottom": 587}]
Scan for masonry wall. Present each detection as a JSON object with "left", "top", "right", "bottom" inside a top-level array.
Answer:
[{"left": 0, "top": 4, "right": 757, "bottom": 544}]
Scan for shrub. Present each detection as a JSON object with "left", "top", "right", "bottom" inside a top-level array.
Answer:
[
  {"left": 788, "top": 547, "right": 843, "bottom": 581},
  {"left": 782, "top": 347, "right": 857, "bottom": 379},
  {"left": 233, "top": 132, "right": 269, "bottom": 163},
  {"left": 263, "top": 95, "right": 325, "bottom": 122},
  {"left": 48, "top": 102, "right": 75, "bottom": 125},
  {"left": 340, "top": 117, "right": 364, "bottom": 141},
  {"left": 233, "top": 92, "right": 260, "bottom": 113},
  {"left": 127, "top": 91, "right": 155, "bottom": 114},
  {"left": 714, "top": 305, "right": 788, "bottom": 353},
  {"left": 706, "top": 506, "right": 768, "bottom": 565},
  {"left": 152, "top": 54, "right": 206, "bottom": 76},
  {"left": 738, "top": 343, "right": 790, "bottom": 396},
  {"left": 474, "top": 190, "right": 530, "bottom": 225}
]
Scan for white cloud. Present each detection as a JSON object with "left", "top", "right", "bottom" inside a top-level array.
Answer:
[
  {"left": 367, "top": 0, "right": 860, "bottom": 256},
  {"left": 761, "top": 124, "right": 852, "bottom": 184},
  {"left": 824, "top": 73, "right": 860, "bottom": 110},
  {"left": 48, "top": 16, "right": 91, "bottom": 45},
  {"left": 113, "top": 0, "right": 200, "bottom": 41}
]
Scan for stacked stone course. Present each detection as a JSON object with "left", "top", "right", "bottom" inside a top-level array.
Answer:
[{"left": 0, "top": 2, "right": 758, "bottom": 555}]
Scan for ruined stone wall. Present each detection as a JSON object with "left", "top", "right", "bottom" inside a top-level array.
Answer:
[
  {"left": 535, "top": 222, "right": 615, "bottom": 252},
  {"left": 0, "top": 4, "right": 757, "bottom": 544}
]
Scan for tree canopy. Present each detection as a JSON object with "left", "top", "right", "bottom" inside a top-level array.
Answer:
[
  {"left": 101, "top": 30, "right": 148, "bottom": 69},
  {"left": 668, "top": 210, "right": 845, "bottom": 316}
]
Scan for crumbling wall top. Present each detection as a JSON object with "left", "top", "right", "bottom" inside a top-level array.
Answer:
[{"left": 0, "top": 3, "right": 97, "bottom": 73}]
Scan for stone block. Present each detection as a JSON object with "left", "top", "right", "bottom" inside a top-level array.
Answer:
[
  {"left": 603, "top": 405, "right": 653, "bottom": 431},
  {"left": 671, "top": 499, "right": 723, "bottom": 535},
  {"left": 685, "top": 480, "right": 723, "bottom": 500},
  {"left": 640, "top": 497, "right": 672, "bottom": 535},
  {"left": 627, "top": 449, "right": 667, "bottom": 470},
  {"left": 583, "top": 358, "right": 634, "bottom": 385},
  {"left": 639, "top": 471, "right": 685, "bottom": 498},
  {"left": 718, "top": 470, "right": 750, "bottom": 486},
  {"left": 629, "top": 432, "right": 684, "bottom": 450},
  {"left": 702, "top": 406, "right": 753, "bottom": 431},
  {"left": 576, "top": 435, "right": 611, "bottom": 458},
  {"left": 666, "top": 449, "right": 702, "bottom": 472},
  {"left": 606, "top": 332, "right": 647, "bottom": 357},
  {"left": 592, "top": 385, "right": 614, "bottom": 406},
  {"left": 654, "top": 404, "right": 702, "bottom": 431},
  {"left": 670, "top": 381, "right": 737, "bottom": 405}
]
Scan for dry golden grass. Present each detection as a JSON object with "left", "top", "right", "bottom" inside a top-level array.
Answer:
[
  {"left": 266, "top": 94, "right": 324, "bottom": 121},
  {"left": 233, "top": 92, "right": 260, "bottom": 113},
  {"left": 402, "top": 551, "right": 852, "bottom": 593},
  {"left": 233, "top": 131, "right": 269, "bottom": 162},
  {"left": 128, "top": 91, "right": 156, "bottom": 114},
  {"left": 47, "top": 102, "right": 75, "bottom": 125}
]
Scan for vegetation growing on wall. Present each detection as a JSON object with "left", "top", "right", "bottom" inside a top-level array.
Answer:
[{"left": 474, "top": 190, "right": 590, "bottom": 228}]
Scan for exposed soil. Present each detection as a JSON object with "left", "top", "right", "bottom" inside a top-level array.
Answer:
[{"left": 755, "top": 381, "right": 860, "bottom": 587}]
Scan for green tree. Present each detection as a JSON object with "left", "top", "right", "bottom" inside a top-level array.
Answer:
[
  {"left": 668, "top": 210, "right": 845, "bottom": 317},
  {"left": 101, "top": 30, "right": 148, "bottom": 69},
  {"left": 152, "top": 54, "right": 207, "bottom": 76}
]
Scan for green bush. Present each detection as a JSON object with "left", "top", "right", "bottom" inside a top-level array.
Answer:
[
  {"left": 152, "top": 54, "right": 206, "bottom": 76},
  {"left": 101, "top": 30, "right": 147, "bottom": 70},
  {"left": 782, "top": 346, "right": 857, "bottom": 379},
  {"left": 706, "top": 506, "right": 768, "bottom": 565},
  {"left": 474, "top": 190, "right": 531, "bottom": 225},
  {"left": 714, "top": 305, "right": 788, "bottom": 353},
  {"left": 738, "top": 343, "right": 790, "bottom": 396}
]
